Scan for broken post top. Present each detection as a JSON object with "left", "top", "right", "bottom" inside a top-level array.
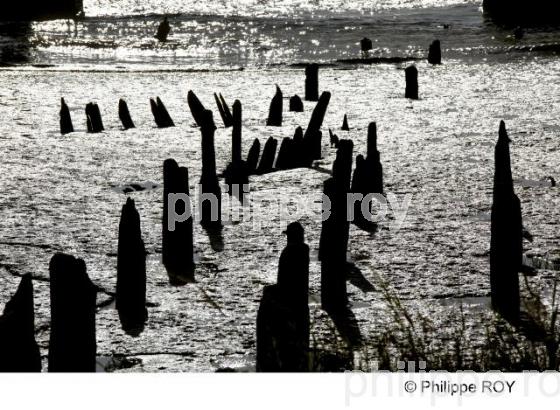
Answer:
[
  {"left": 200, "top": 109, "right": 217, "bottom": 131},
  {"left": 283, "top": 221, "right": 305, "bottom": 245},
  {"left": 188, "top": 90, "right": 207, "bottom": 127},
  {"left": 494, "top": 120, "right": 514, "bottom": 195},
  {"left": 367, "top": 122, "right": 378, "bottom": 157},
  {"left": 121, "top": 197, "right": 142, "bottom": 235},
  {"left": 49, "top": 253, "right": 94, "bottom": 291},
  {"left": 2, "top": 274, "right": 35, "bottom": 329}
]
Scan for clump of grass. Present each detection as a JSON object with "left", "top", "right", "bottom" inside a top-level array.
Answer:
[{"left": 350, "top": 273, "right": 560, "bottom": 372}]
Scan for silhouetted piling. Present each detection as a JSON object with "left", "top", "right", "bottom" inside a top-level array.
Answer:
[
  {"left": 490, "top": 121, "right": 522, "bottom": 322},
  {"left": 60, "top": 98, "right": 73, "bottom": 134},
  {"left": 150, "top": 97, "right": 175, "bottom": 128},
  {"left": 292, "top": 127, "right": 305, "bottom": 168},
  {"left": 232, "top": 100, "right": 242, "bottom": 164},
  {"left": 360, "top": 37, "right": 373, "bottom": 57},
  {"left": 257, "top": 222, "right": 310, "bottom": 372},
  {"left": 118, "top": 99, "right": 135, "bottom": 130},
  {"left": 256, "top": 137, "right": 278, "bottom": 174},
  {"left": 246, "top": 138, "right": 261, "bottom": 174},
  {"left": 350, "top": 154, "right": 368, "bottom": 227},
  {"left": 267, "top": 85, "right": 283, "bottom": 126},
  {"left": 428, "top": 39, "right": 442, "bottom": 65},
  {"left": 341, "top": 114, "right": 349, "bottom": 131},
  {"left": 303, "top": 91, "right": 331, "bottom": 165},
  {"left": 278, "top": 222, "right": 310, "bottom": 307},
  {"left": 305, "top": 64, "right": 319, "bottom": 101},
  {"left": 85, "top": 102, "right": 104, "bottom": 133},
  {"left": 117, "top": 198, "right": 147, "bottom": 335},
  {"left": 350, "top": 123, "right": 383, "bottom": 230},
  {"left": 0, "top": 275, "right": 41, "bottom": 372},
  {"left": 48, "top": 253, "right": 96, "bottom": 372},
  {"left": 187, "top": 90, "right": 207, "bottom": 127},
  {"left": 224, "top": 100, "right": 249, "bottom": 201},
  {"left": 275, "top": 137, "right": 294, "bottom": 170},
  {"left": 214, "top": 93, "right": 233, "bottom": 128},
  {"left": 329, "top": 129, "right": 339, "bottom": 148},
  {"left": 405, "top": 65, "right": 419, "bottom": 99},
  {"left": 289, "top": 95, "right": 304, "bottom": 112},
  {"left": 366, "top": 122, "right": 384, "bottom": 195},
  {"left": 199, "top": 110, "right": 222, "bottom": 228},
  {"left": 320, "top": 140, "right": 353, "bottom": 312},
  {"left": 162, "top": 159, "right": 195, "bottom": 285}
]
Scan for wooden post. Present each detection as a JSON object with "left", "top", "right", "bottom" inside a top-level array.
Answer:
[
  {"left": 117, "top": 198, "right": 147, "bottom": 335},
  {"left": 48, "top": 253, "right": 97, "bottom": 372}
]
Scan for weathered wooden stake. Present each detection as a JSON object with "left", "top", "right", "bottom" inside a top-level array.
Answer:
[
  {"left": 48, "top": 253, "right": 96, "bottom": 372},
  {"left": 118, "top": 99, "right": 135, "bottom": 130},
  {"left": 0, "top": 275, "right": 41, "bottom": 372},
  {"left": 405, "top": 65, "right": 419, "bottom": 99},
  {"left": 117, "top": 197, "right": 147, "bottom": 335},
  {"left": 490, "top": 121, "right": 522, "bottom": 322},
  {"left": 60, "top": 97, "right": 74, "bottom": 134},
  {"left": 266, "top": 85, "right": 283, "bottom": 127},
  {"left": 162, "top": 159, "right": 195, "bottom": 285},
  {"left": 305, "top": 64, "right": 319, "bottom": 101}
]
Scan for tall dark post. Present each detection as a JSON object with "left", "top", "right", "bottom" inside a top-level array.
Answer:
[
  {"left": 232, "top": 100, "right": 242, "bottom": 164},
  {"left": 117, "top": 198, "right": 147, "bottom": 335},
  {"left": 366, "top": 122, "right": 384, "bottom": 195},
  {"left": 86, "top": 102, "right": 104, "bottom": 133},
  {"left": 60, "top": 97, "right": 74, "bottom": 134},
  {"left": 157, "top": 97, "right": 175, "bottom": 127},
  {"left": 275, "top": 137, "right": 293, "bottom": 170},
  {"left": 0, "top": 275, "right": 41, "bottom": 372},
  {"left": 219, "top": 94, "right": 233, "bottom": 126},
  {"left": 350, "top": 154, "right": 367, "bottom": 227},
  {"left": 48, "top": 253, "right": 97, "bottom": 372},
  {"left": 257, "top": 222, "right": 310, "bottom": 372},
  {"left": 246, "top": 138, "right": 261, "bottom": 174},
  {"left": 305, "top": 64, "right": 319, "bottom": 102},
  {"left": 118, "top": 99, "right": 135, "bottom": 130},
  {"left": 256, "top": 137, "right": 278, "bottom": 174},
  {"left": 187, "top": 90, "right": 207, "bottom": 127},
  {"left": 199, "top": 110, "right": 222, "bottom": 228},
  {"left": 150, "top": 97, "right": 174, "bottom": 128},
  {"left": 214, "top": 93, "right": 233, "bottom": 128},
  {"left": 428, "top": 40, "right": 442, "bottom": 65},
  {"left": 162, "top": 159, "right": 195, "bottom": 285},
  {"left": 267, "top": 85, "right": 283, "bottom": 126},
  {"left": 302, "top": 91, "right": 331, "bottom": 165},
  {"left": 319, "top": 140, "right": 353, "bottom": 312},
  {"left": 349, "top": 123, "right": 383, "bottom": 230},
  {"left": 490, "top": 121, "right": 522, "bottom": 322},
  {"left": 405, "top": 65, "right": 419, "bottom": 99},
  {"left": 224, "top": 100, "right": 249, "bottom": 202}
]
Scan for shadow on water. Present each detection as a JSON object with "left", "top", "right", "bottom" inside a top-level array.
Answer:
[
  {"left": 346, "top": 262, "right": 375, "bottom": 293},
  {"left": 327, "top": 306, "right": 363, "bottom": 348},
  {"left": 0, "top": 22, "right": 32, "bottom": 65},
  {"left": 203, "top": 224, "right": 224, "bottom": 252},
  {"left": 323, "top": 263, "right": 375, "bottom": 348}
]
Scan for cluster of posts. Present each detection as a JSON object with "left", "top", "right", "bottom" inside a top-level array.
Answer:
[{"left": 0, "top": 39, "right": 526, "bottom": 372}]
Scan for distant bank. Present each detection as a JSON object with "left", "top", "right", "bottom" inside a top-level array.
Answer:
[
  {"left": 1, "top": 0, "right": 83, "bottom": 20},
  {"left": 483, "top": 0, "right": 560, "bottom": 25}
]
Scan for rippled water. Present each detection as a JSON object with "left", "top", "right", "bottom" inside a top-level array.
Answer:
[
  {"left": 0, "top": 1, "right": 557, "bottom": 69},
  {"left": 0, "top": 0, "right": 559, "bottom": 371}
]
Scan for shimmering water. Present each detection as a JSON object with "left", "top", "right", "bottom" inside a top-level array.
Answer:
[{"left": 0, "top": 0, "right": 559, "bottom": 371}]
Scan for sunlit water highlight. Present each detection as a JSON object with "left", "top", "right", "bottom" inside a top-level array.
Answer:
[{"left": 0, "top": 0, "right": 559, "bottom": 371}]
